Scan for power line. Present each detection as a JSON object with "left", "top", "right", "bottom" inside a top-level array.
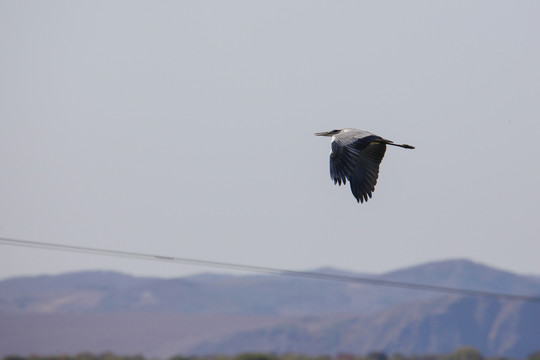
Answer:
[{"left": 1, "top": 236, "right": 540, "bottom": 304}]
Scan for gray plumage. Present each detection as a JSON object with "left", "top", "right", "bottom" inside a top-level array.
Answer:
[{"left": 315, "top": 128, "right": 414, "bottom": 203}]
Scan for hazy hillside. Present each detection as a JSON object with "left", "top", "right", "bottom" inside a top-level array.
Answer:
[
  {"left": 191, "top": 295, "right": 540, "bottom": 358},
  {"left": 2, "top": 259, "right": 539, "bottom": 316},
  {"left": 1, "top": 259, "right": 540, "bottom": 358}
]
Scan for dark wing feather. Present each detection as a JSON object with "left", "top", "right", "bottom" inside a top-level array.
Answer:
[
  {"left": 330, "top": 135, "right": 379, "bottom": 185},
  {"left": 330, "top": 145, "right": 353, "bottom": 186},
  {"left": 329, "top": 135, "right": 387, "bottom": 203},
  {"left": 348, "top": 142, "right": 387, "bottom": 203}
]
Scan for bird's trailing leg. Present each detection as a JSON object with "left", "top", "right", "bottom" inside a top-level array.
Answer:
[{"left": 380, "top": 140, "right": 415, "bottom": 149}]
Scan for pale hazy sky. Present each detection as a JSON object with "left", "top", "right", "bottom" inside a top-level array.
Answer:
[{"left": 1, "top": 1, "right": 539, "bottom": 280}]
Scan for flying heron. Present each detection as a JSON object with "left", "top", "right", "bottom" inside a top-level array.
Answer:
[{"left": 315, "top": 128, "right": 414, "bottom": 203}]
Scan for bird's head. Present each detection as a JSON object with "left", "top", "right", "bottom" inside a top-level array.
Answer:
[{"left": 314, "top": 129, "right": 342, "bottom": 137}]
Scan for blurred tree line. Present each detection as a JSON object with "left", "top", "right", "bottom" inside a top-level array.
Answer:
[{"left": 4, "top": 347, "right": 540, "bottom": 360}]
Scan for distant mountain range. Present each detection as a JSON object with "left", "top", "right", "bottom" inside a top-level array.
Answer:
[{"left": 1, "top": 259, "right": 540, "bottom": 358}]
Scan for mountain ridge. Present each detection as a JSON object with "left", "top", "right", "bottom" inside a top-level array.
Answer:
[{"left": 1, "top": 259, "right": 540, "bottom": 358}]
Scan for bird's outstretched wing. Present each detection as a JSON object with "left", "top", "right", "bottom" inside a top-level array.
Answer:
[
  {"left": 330, "top": 135, "right": 387, "bottom": 203},
  {"left": 348, "top": 142, "right": 387, "bottom": 202}
]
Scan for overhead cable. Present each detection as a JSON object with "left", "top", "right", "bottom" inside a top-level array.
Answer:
[{"left": 1, "top": 236, "right": 540, "bottom": 304}]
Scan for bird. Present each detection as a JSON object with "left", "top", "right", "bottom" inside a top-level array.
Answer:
[{"left": 315, "top": 128, "right": 414, "bottom": 203}]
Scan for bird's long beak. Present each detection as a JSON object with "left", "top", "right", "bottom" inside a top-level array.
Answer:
[{"left": 314, "top": 131, "right": 332, "bottom": 137}]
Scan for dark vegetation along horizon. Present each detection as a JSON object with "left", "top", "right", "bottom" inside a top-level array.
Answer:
[{"left": 4, "top": 348, "right": 540, "bottom": 360}]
